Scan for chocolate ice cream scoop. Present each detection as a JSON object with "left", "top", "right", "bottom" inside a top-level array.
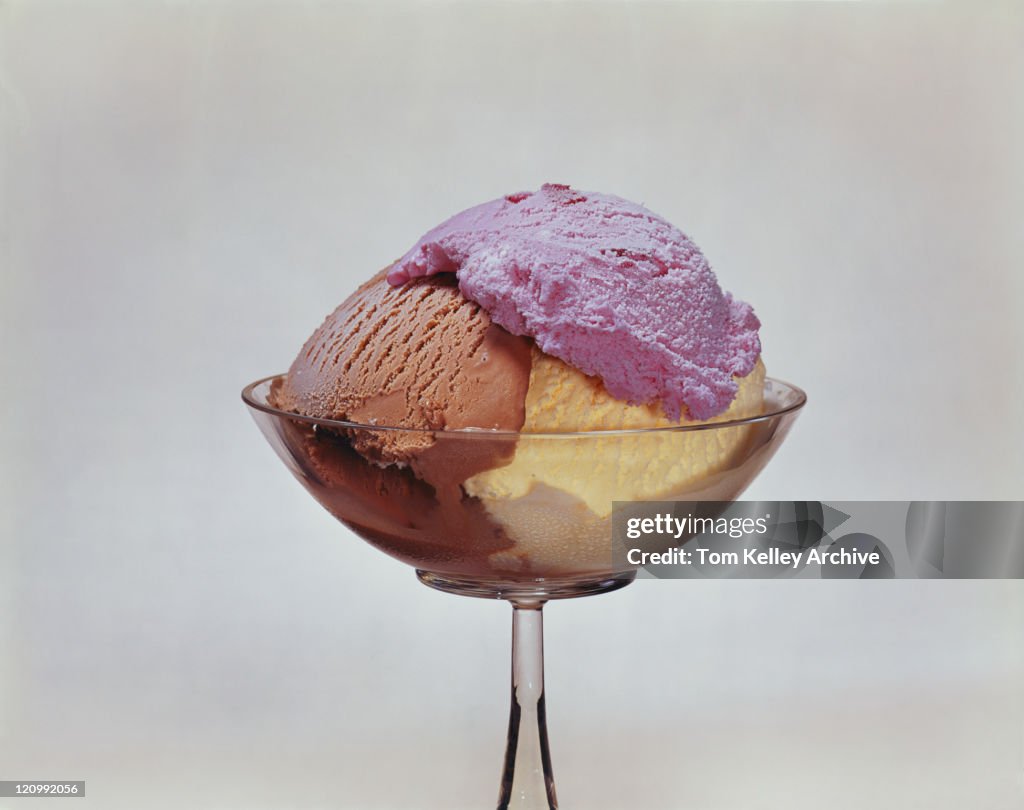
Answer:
[
  {"left": 275, "top": 269, "right": 532, "bottom": 432},
  {"left": 272, "top": 269, "right": 532, "bottom": 483}
]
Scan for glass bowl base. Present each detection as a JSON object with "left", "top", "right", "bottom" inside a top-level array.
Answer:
[{"left": 416, "top": 569, "right": 636, "bottom": 603}]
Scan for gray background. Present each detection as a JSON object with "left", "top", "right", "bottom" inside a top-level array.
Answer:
[{"left": 2, "top": 2, "right": 1023, "bottom": 808}]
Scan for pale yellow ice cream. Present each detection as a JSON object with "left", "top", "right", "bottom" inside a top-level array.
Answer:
[{"left": 464, "top": 349, "right": 766, "bottom": 572}]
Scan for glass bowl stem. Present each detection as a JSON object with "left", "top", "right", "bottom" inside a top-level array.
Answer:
[{"left": 499, "top": 601, "right": 557, "bottom": 810}]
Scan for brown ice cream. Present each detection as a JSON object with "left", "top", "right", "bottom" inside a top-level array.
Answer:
[
  {"left": 273, "top": 417, "right": 520, "bottom": 572},
  {"left": 272, "top": 269, "right": 531, "bottom": 477},
  {"left": 269, "top": 270, "right": 536, "bottom": 574}
]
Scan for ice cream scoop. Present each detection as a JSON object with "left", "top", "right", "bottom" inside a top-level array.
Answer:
[
  {"left": 273, "top": 269, "right": 531, "bottom": 479},
  {"left": 388, "top": 183, "right": 760, "bottom": 421}
]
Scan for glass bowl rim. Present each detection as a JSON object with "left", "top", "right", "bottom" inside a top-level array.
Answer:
[{"left": 242, "top": 374, "right": 806, "bottom": 439}]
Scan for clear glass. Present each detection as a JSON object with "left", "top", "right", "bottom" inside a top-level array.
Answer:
[{"left": 243, "top": 374, "right": 806, "bottom": 808}]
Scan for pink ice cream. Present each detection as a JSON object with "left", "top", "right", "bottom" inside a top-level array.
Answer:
[{"left": 387, "top": 183, "right": 760, "bottom": 421}]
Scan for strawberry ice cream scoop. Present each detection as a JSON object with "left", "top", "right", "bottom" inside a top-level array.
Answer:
[{"left": 387, "top": 183, "right": 761, "bottom": 421}]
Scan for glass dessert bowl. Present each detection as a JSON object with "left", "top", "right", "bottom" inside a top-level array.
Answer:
[{"left": 243, "top": 373, "right": 806, "bottom": 809}]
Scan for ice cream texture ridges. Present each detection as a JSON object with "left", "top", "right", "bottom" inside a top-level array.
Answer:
[{"left": 388, "top": 183, "right": 761, "bottom": 421}]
